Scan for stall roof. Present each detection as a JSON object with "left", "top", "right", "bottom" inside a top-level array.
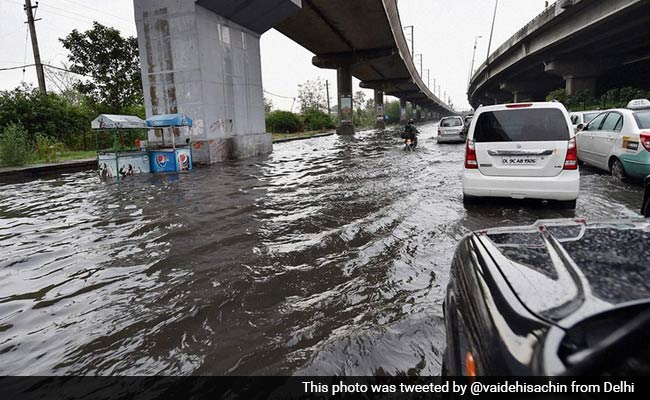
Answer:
[
  {"left": 146, "top": 114, "right": 193, "bottom": 128},
  {"left": 91, "top": 114, "right": 147, "bottom": 130}
]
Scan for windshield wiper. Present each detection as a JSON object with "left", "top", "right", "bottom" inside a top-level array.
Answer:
[{"left": 561, "top": 307, "right": 650, "bottom": 376}]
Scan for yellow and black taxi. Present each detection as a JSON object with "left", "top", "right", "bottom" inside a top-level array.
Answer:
[
  {"left": 443, "top": 219, "right": 650, "bottom": 376},
  {"left": 576, "top": 99, "right": 650, "bottom": 181}
]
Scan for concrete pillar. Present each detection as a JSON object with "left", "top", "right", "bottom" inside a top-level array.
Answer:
[
  {"left": 336, "top": 65, "right": 354, "bottom": 135},
  {"left": 399, "top": 98, "right": 408, "bottom": 124},
  {"left": 134, "top": 0, "right": 279, "bottom": 164},
  {"left": 544, "top": 58, "right": 614, "bottom": 96},
  {"left": 374, "top": 89, "right": 385, "bottom": 129},
  {"left": 565, "top": 77, "right": 597, "bottom": 96}
]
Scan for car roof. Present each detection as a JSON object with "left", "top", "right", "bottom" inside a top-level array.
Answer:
[
  {"left": 476, "top": 102, "right": 568, "bottom": 113},
  {"left": 571, "top": 110, "right": 601, "bottom": 115},
  {"left": 475, "top": 218, "right": 650, "bottom": 329}
]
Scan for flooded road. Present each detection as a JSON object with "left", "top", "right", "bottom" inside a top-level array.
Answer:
[{"left": 0, "top": 123, "right": 645, "bottom": 375}]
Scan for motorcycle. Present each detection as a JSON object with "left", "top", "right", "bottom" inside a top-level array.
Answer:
[{"left": 404, "top": 138, "right": 417, "bottom": 151}]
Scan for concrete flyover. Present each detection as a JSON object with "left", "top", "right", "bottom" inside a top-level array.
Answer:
[
  {"left": 274, "top": 0, "right": 456, "bottom": 132},
  {"left": 133, "top": 0, "right": 455, "bottom": 164},
  {"left": 468, "top": 0, "right": 650, "bottom": 108}
]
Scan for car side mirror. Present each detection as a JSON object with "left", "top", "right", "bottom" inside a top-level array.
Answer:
[{"left": 577, "top": 124, "right": 584, "bottom": 132}]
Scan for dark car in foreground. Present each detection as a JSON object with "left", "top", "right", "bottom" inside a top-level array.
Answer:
[
  {"left": 443, "top": 219, "right": 650, "bottom": 376},
  {"left": 641, "top": 176, "right": 650, "bottom": 217}
]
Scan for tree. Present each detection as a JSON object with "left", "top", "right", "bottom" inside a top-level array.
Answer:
[
  {"left": 264, "top": 96, "right": 273, "bottom": 115},
  {"left": 60, "top": 22, "right": 143, "bottom": 113},
  {"left": 297, "top": 78, "right": 328, "bottom": 113}
]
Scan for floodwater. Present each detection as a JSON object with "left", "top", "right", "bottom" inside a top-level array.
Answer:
[{"left": 0, "top": 123, "right": 645, "bottom": 375}]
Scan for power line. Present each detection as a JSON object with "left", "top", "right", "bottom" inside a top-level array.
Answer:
[
  {"left": 0, "top": 63, "right": 91, "bottom": 78},
  {"left": 57, "top": 0, "right": 132, "bottom": 24},
  {"left": 37, "top": 3, "right": 133, "bottom": 31},
  {"left": 263, "top": 89, "right": 295, "bottom": 100}
]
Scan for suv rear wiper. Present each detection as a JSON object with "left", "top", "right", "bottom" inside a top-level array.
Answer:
[{"left": 561, "top": 307, "right": 650, "bottom": 376}]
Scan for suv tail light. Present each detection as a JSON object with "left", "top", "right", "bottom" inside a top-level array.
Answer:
[
  {"left": 505, "top": 103, "right": 533, "bottom": 109},
  {"left": 465, "top": 139, "right": 478, "bottom": 169},
  {"left": 640, "top": 132, "right": 650, "bottom": 151},
  {"left": 564, "top": 137, "right": 578, "bottom": 170}
]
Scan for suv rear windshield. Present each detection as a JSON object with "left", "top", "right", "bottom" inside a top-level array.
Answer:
[
  {"left": 474, "top": 108, "right": 570, "bottom": 142},
  {"left": 634, "top": 110, "right": 650, "bottom": 129},
  {"left": 441, "top": 118, "right": 462, "bottom": 127}
]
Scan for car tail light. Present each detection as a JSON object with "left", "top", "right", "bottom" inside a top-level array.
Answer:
[
  {"left": 438, "top": 127, "right": 442, "bottom": 135},
  {"left": 564, "top": 137, "right": 578, "bottom": 170},
  {"left": 465, "top": 352, "right": 477, "bottom": 377},
  {"left": 465, "top": 139, "right": 478, "bottom": 169},
  {"left": 641, "top": 132, "right": 650, "bottom": 151},
  {"left": 505, "top": 103, "right": 533, "bottom": 108}
]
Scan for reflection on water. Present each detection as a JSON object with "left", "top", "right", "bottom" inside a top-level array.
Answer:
[{"left": 0, "top": 124, "right": 644, "bottom": 375}]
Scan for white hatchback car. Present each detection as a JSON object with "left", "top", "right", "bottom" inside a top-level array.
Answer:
[
  {"left": 462, "top": 102, "right": 580, "bottom": 208},
  {"left": 437, "top": 116, "right": 466, "bottom": 143}
]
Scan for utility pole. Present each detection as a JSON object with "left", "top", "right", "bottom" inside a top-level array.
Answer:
[
  {"left": 468, "top": 35, "right": 482, "bottom": 85},
  {"left": 426, "top": 69, "right": 430, "bottom": 88},
  {"left": 24, "top": 0, "right": 46, "bottom": 94},
  {"left": 325, "top": 80, "right": 331, "bottom": 116},
  {"left": 486, "top": 0, "right": 499, "bottom": 64}
]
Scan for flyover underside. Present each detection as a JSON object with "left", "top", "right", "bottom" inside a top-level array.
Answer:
[
  {"left": 469, "top": 0, "right": 650, "bottom": 107},
  {"left": 275, "top": 0, "right": 453, "bottom": 115}
]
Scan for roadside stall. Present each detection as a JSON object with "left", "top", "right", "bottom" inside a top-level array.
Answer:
[
  {"left": 146, "top": 114, "right": 194, "bottom": 173},
  {"left": 91, "top": 114, "right": 149, "bottom": 181}
]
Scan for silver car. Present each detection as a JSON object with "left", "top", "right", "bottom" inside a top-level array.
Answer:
[{"left": 437, "top": 116, "right": 465, "bottom": 143}]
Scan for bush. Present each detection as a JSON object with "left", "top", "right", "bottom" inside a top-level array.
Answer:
[
  {"left": 0, "top": 87, "right": 93, "bottom": 150},
  {"left": 266, "top": 111, "right": 302, "bottom": 133},
  {"left": 302, "top": 110, "right": 335, "bottom": 131},
  {"left": 34, "top": 134, "right": 64, "bottom": 163},
  {"left": 0, "top": 123, "right": 33, "bottom": 167},
  {"left": 546, "top": 86, "right": 650, "bottom": 111}
]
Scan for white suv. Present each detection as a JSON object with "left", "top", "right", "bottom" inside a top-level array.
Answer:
[{"left": 462, "top": 102, "right": 580, "bottom": 208}]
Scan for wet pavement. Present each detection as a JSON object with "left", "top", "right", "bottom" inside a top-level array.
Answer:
[{"left": 0, "top": 122, "right": 645, "bottom": 375}]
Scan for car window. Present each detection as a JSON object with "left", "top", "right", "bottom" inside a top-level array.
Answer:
[
  {"left": 601, "top": 113, "right": 623, "bottom": 132},
  {"left": 441, "top": 118, "right": 462, "bottom": 127},
  {"left": 571, "top": 115, "right": 579, "bottom": 125},
  {"left": 614, "top": 117, "right": 623, "bottom": 132},
  {"left": 633, "top": 111, "right": 650, "bottom": 129},
  {"left": 584, "top": 112, "right": 600, "bottom": 124},
  {"left": 585, "top": 113, "right": 607, "bottom": 131},
  {"left": 473, "top": 108, "right": 570, "bottom": 142}
]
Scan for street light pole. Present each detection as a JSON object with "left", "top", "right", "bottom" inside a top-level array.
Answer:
[
  {"left": 414, "top": 54, "right": 423, "bottom": 77},
  {"left": 404, "top": 25, "right": 414, "bottom": 59},
  {"left": 486, "top": 0, "right": 499, "bottom": 64},
  {"left": 468, "top": 35, "right": 482, "bottom": 85}
]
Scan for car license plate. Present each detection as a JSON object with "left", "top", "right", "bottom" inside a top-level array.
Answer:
[{"left": 502, "top": 157, "right": 537, "bottom": 165}]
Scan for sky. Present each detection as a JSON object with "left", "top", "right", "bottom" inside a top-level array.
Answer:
[{"left": 0, "top": 0, "right": 556, "bottom": 111}]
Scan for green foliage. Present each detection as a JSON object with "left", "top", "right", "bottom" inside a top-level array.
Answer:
[
  {"left": 0, "top": 86, "right": 92, "bottom": 150},
  {"left": 120, "top": 103, "right": 146, "bottom": 120},
  {"left": 34, "top": 134, "right": 64, "bottom": 163},
  {"left": 60, "top": 22, "right": 142, "bottom": 113},
  {"left": 302, "top": 110, "right": 335, "bottom": 131},
  {"left": 298, "top": 78, "right": 328, "bottom": 113},
  {"left": 384, "top": 100, "right": 414, "bottom": 123},
  {"left": 546, "top": 87, "right": 650, "bottom": 111},
  {"left": 264, "top": 97, "right": 273, "bottom": 116},
  {"left": 0, "top": 123, "right": 33, "bottom": 167},
  {"left": 266, "top": 111, "right": 302, "bottom": 133}
]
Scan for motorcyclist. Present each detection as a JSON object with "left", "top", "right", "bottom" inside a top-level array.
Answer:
[{"left": 401, "top": 119, "right": 419, "bottom": 147}]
